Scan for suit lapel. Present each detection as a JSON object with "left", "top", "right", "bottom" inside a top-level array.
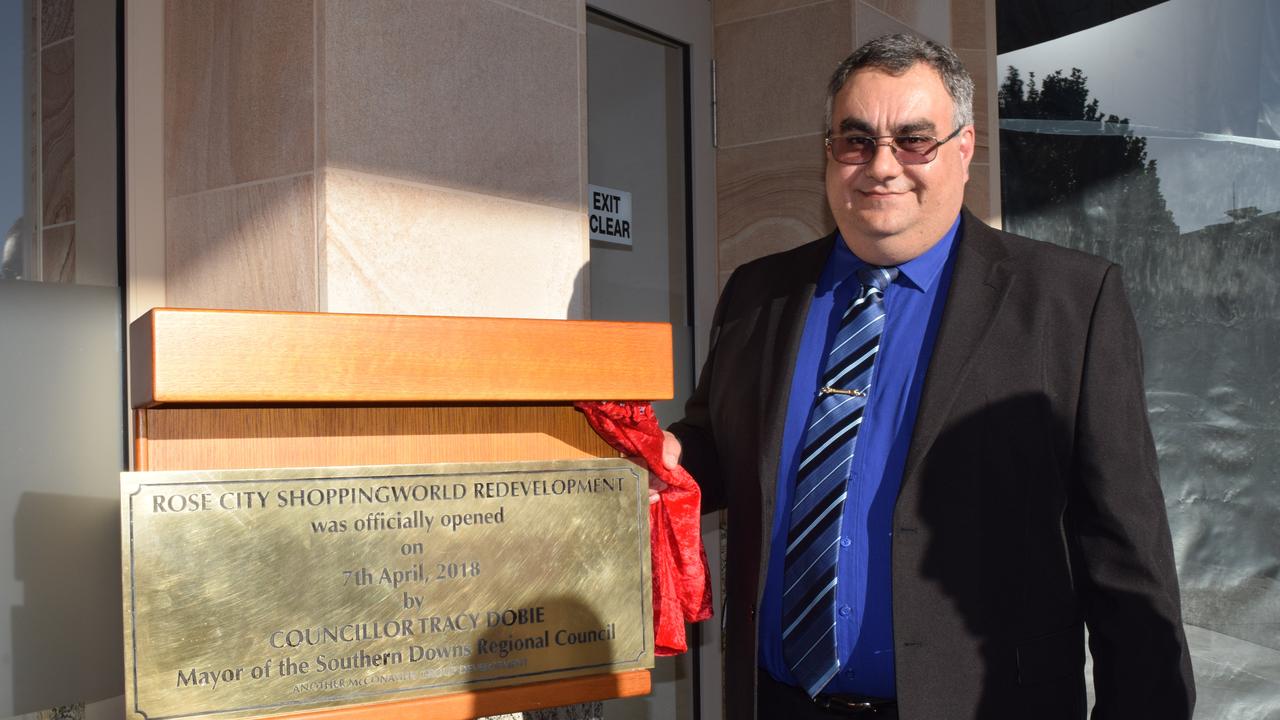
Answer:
[
  {"left": 902, "top": 212, "right": 1013, "bottom": 484},
  {"left": 755, "top": 233, "right": 833, "bottom": 585}
]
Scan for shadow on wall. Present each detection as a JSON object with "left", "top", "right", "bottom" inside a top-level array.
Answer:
[
  {"left": 570, "top": 263, "right": 586, "bottom": 321},
  {"left": 11, "top": 493, "right": 123, "bottom": 713}
]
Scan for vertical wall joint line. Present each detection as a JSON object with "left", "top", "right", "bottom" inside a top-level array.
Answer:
[{"left": 710, "top": 59, "right": 718, "bottom": 149}]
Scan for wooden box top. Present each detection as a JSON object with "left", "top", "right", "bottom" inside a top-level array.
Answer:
[{"left": 130, "top": 308, "right": 674, "bottom": 408}]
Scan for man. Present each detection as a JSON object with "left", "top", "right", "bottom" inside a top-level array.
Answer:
[{"left": 657, "top": 34, "right": 1194, "bottom": 718}]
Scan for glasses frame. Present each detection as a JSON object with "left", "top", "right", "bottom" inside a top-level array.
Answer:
[{"left": 824, "top": 126, "right": 964, "bottom": 166}]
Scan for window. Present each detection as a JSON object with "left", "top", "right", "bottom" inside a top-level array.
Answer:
[
  {"left": 1, "top": 0, "right": 30, "bottom": 279},
  {"left": 998, "top": 1, "right": 1280, "bottom": 713}
]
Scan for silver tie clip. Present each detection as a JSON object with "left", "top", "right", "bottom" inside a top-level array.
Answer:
[{"left": 818, "top": 386, "right": 866, "bottom": 398}]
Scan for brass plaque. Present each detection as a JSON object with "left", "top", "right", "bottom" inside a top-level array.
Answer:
[{"left": 121, "top": 460, "right": 653, "bottom": 720}]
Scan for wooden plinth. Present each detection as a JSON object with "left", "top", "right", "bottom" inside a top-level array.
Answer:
[
  {"left": 279, "top": 670, "right": 651, "bottom": 720},
  {"left": 129, "top": 309, "right": 664, "bottom": 719},
  {"left": 130, "top": 308, "right": 673, "bottom": 407},
  {"left": 133, "top": 405, "right": 618, "bottom": 471}
]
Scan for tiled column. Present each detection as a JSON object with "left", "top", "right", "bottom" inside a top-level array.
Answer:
[
  {"left": 320, "top": 0, "right": 586, "bottom": 320},
  {"left": 164, "top": 0, "right": 318, "bottom": 311},
  {"left": 712, "top": 0, "right": 998, "bottom": 281},
  {"left": 164, "top": 0, "right": 588, "bottom": 321}
]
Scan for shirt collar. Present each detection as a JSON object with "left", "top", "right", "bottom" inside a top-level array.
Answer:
[{"left": 827, "top": 212, "right": 962, "bottom": 293}]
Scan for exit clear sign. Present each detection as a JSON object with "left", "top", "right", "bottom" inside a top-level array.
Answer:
[{"left": 588, "top": 184, "right": 633, "bottom": 246}]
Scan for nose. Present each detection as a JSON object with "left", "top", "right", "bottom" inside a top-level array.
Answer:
[{"left": 864, "top": 138, "right": 904, "bottom": 181}]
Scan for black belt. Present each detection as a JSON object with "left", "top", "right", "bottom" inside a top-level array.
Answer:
[
  {"left": 757, "top": 666, "right": 898, "bottom": 718},
  {"left": 814, "top": 692, "right": 898, "bottom": 717}
]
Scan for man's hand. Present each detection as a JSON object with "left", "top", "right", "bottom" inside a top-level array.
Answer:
[{"left": 648, "top": 430, "right": 682, "bottom": 504}]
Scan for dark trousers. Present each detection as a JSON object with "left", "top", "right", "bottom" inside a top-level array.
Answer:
[{"left": 756, "top": 667, "right": 899, "bottom": 719}]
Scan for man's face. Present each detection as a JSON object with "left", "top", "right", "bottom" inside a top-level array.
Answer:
[{"left": 825, "top": 63, "right": 974, "bottom": 264}]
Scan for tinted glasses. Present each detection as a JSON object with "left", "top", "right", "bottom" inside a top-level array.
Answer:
[{"left": 824, "top": 126, "right": 963, "bottom": 165}]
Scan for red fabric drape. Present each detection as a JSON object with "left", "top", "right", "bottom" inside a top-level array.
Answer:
[{"left": 574, "top": 401, "right": 713, "bottom": 656}]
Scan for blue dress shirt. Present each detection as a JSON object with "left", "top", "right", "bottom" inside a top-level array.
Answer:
[{"left": 759, "top": 215, "right": 961, "bottom": 697}]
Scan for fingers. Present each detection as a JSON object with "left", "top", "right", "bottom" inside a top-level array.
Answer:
[
  {"left": 645, "top": 432, "right": 683, "bottom": 504},
  {"left": 648, "top": 475, "right": 669, "bottom": 505},
  {"left": 661, "top": 430, "right": 682, "bottom": 470}
]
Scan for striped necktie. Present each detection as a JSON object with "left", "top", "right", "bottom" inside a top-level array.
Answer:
[{"left": 782, "top": 264, "right": 898, "bottom": 697}]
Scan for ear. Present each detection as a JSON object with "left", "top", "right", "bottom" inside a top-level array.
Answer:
[
  {"left": 958, "top": 125, "right": 976, "bottom": 162},
  {"left": 958, "top": 124, "right": 976, "bottom": 180}
]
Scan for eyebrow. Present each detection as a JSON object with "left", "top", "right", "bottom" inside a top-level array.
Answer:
[
  {"left": 835, "top": 117, "right": 939, "bottom": 136},
  {"left": 837, "top": 117, "right": 876, "bottom": 135}
]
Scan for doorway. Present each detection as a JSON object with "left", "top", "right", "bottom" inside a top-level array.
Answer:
[
  {"left": 586, "top": 10, "right": 692, "bottom": 426},
  {"left": 586, "top": 2, "right": 717, "bottom": 719}
]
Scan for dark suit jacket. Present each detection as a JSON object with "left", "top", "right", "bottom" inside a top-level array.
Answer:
[{"left": 669, "top": 210, "right": 1194, "bottom": 719}]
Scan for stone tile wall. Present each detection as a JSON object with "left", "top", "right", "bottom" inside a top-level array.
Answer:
[
  {"left": 165, "top": 173, "right": 317, "bottom": 311},
  {"left": 951, "top": 0, "right": 1000, "bottom": 227}
]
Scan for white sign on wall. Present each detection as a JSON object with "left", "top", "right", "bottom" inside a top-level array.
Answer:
[{"left": 588, "top": 184, "right": 633, "bottom": 246}]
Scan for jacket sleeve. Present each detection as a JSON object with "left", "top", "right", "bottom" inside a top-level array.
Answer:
[
  {"left": 1067, "top": 264, "right": 1195, "bottom": 718},
  {"left": 666, "top": 269, "right": 742, "bottom": 514}
]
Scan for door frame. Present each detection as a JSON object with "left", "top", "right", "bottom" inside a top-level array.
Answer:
[{"left": 585, "top": 4, "right": 719, "bottom": 719}]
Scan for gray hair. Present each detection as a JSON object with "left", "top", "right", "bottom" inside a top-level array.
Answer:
[{"left": 824, "top": 33, "right": 975, "bottom": 133}]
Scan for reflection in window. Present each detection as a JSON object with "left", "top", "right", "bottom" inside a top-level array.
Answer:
[
  {"left": 1, "top": 0, "right": 114, "bottom": 287},
  {"left": 998, "top": 0, "right": 1280, "bottom": 714},
  {"left": 1, "top": 1, "right": 29, "bottom": 280}
]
